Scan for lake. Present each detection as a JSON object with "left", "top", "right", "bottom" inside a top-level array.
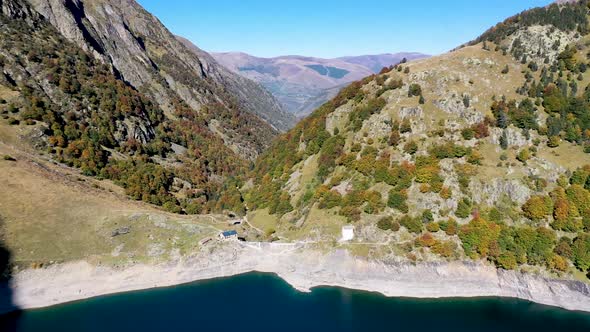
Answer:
[{"left": 1, "top": 272, "right": 590, "bottom": 332}]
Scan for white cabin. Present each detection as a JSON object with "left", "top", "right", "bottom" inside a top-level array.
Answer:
[
  {"left": 341, "top": 225, "right": 354, "bottom": 241},
  {"left": 219, "top": 230, "right": 238, "bottom": 240}
]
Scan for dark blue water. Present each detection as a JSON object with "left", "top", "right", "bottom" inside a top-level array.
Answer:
[{"left": 1, "top": 272, "right": 590, "bottom": 332}]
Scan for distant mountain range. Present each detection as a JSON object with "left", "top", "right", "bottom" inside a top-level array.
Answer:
[
  {"left": 211, "top": 52, "right": 429, "bottom": 115},
  {"left": 337, "top": 53, "right": 430, "bottom": 73}
]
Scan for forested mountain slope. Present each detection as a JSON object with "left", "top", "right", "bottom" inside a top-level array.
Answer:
[
  {"left": 25, "top": 0, "right": 294, "bottom": 134},
  {"left": 0, "top": 0, "right": 274, "bottom": 214},
  {"left": 246, "top": 1, "right": 590, "bottom": 280}
]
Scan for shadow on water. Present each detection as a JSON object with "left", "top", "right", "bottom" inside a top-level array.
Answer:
[{"left": 0, "top": 215, "right": 21, "bottom": 332}]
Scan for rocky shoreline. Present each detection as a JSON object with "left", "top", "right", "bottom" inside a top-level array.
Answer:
[{"left": 4, "top": 242, "right": 590, "bottom": 313}]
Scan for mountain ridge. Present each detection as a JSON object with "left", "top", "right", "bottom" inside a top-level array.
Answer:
[{"left": 211, "top": 50, "right": 428, "bottom": 115}]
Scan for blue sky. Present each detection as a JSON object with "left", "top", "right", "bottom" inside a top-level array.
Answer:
[{"left": 137, "top": 0, "right": 554, "bottom": 58}]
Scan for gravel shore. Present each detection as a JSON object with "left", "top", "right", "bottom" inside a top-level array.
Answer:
[{"left": 5, "top": 242, "right": 590, "bottom": 313}]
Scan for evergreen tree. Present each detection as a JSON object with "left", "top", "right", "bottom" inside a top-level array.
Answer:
[{"left": 500, "top": 130, "right": 509, "bottom": 150}]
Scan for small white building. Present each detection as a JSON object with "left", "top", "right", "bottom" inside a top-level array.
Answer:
[
  {"left": 341, "top": 225, "right": 354, "bottom": 241},
  {"left": 219, "top": 230, "right": 238, "bottom": 240}
]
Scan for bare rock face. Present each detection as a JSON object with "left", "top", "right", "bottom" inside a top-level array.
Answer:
[
  {"left": 490, "top": 127, "right": 531, "bottom": 147},
  {"left": 434, "top": 96, "right": 484, "bottom": 125},
  {"left": 1, "top": 0, "right": 37, "bottom": 19},
  {"left": 399, "top": 106, "right": 423, "bottom": 119},
  {"left": 469, "top": 178, "right": 532, "bottom": 206},
  {"left": 326, "top": 102, "right": 354, "bottom": 135},
  {"left": 508, "top": 25, "right": 576, "bottom": 64},
  {"left": 115, "top": 118, "right": 156, "bottom": 145}
]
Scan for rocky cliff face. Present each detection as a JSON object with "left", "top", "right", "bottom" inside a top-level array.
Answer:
[
  {"left": 25, "top": 0, "right": 294, "bottom": 134},
  {"left": 0, "top": 0, "right": 158, "bottom": 148}
]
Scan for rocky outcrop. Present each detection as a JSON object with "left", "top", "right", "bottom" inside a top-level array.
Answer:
[
  {"left": 0, "top": 0, "right": 36, "bottom": 20},
  {"left": 508, "top": 25, "right": 576, "bottom": 64},
  {"left": 325, "top": 102, "right": 354, "bottom": 135},
  {"left": 434, "top": 96, "right": 484, "bottom": 125},
  {"left": 399, "top": 106, "right": 423, "bottom": 119},
  {"left": 469, "top": 178, "right": 532, "bottom": 206},
  {"left": 490, "top": 127, "right": 532, "bottom": 147}
]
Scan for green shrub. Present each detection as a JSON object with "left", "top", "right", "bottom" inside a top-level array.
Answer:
[
  {"left": 548, "top": 136, "right": 560, "bottom": 148},
  {"left": 399, "top": 215, "right": 423, "bottom": 234},
  {"left": 572, "top": 233, "right": 590, "bottom": 271},
  {"left": 403, "top": 141, "right": 418, "bottom": 155},
  {"left": 426, "top": 222, "right": 440, "bottom": 232},
  {"left": 439, "top": 219, "right": 459, "bottom": 236},
  {"left": 388, "top": 190, "right": 408, "bottom": 213},
  {"left": 377, "top": 216, "right": 394, "bottom": 230},
  {"left": 408, "top": 83, "right": 422, "bottom": 97},
  {"left": 522, "top": 195, "right": 552, "bottom": 221},
  {"left": 400, "top": 119, "right": 412, "bottom": 133},
  {"left": 461, "top": 128, "right": 475, "bottom": 140},
  {"left": 496, "top": 252, "right": 518, "bottom": 270},
  {"left": 459, "top": 217, "right": 501, "bottom": 259},
  {"left": 422, "top": 210, "right": 434, "bottom": 223},
  {"left": 455, "top": 198, "right": 472, "bottom": 218}
]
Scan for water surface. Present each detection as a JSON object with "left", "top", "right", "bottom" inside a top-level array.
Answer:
[{"left": 1, "top": 272, "right": 590, "bottom": 331}]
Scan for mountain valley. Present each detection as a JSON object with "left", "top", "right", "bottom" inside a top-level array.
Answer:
[{"left": 2, "top": 0, "right": 590, "bottom": 315}]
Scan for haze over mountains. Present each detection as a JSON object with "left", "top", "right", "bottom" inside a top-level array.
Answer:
[{"left": 212, "top": 51, "right": 428, "bottom": 115}]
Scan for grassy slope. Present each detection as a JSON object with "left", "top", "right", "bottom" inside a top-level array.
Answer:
[{"left": 0, "top": 121, "right": 242, "bottom": 268}]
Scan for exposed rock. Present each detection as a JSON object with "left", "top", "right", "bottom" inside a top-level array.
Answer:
[
  {"left": 469, "top": 178, "right": 532, "bottom": 206},
  {"left": 326, "top": 102, "right": 353, "bottom": 135},
  {"left": 359, "top": 112, "right": 392, "bottom": 140},
  {"left": 147, "top": 243, "right": 165, "bottom": 257},
  {"left": 490, "top": 126, "right": 531, "bottom": 147},
  {"left": 434, "top": 96, "right": 484, "bottom": 125},
  {"left": 331, "top": 180, "right": 352, "bottom": 196},
  {"left": 111, "top": 226, "right": 130, "bottom": 237},
  {"left": 462, "top": 57, "right": 496, "bottom": 67},
  {"left": 508, "top": 25, "right": 576, "bottom": 64},
  {"left": 285, "top": 169, "right": 302, "bottom": 196},
  {"left": 399, "top": 106, "right": 423, "bottom": 119},
  {"left": 115, "top": 118, "right": 155, "bottom": 145},
  {"left": 170, "top": 143, "right": 187, "bottom": 155}
]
